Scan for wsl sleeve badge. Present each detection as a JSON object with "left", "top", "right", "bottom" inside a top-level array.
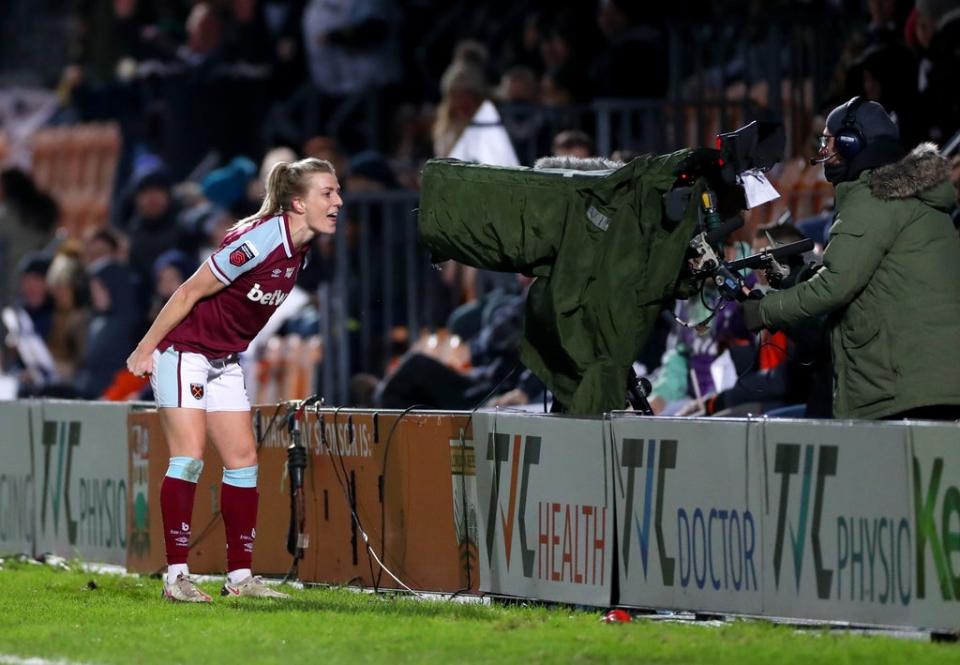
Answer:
[{"left": 229, "top": 242, "right": 257, "bottom": 267}]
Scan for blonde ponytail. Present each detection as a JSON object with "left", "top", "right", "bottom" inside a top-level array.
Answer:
[{"left": 229, "top": 157, "right": 336, "bottom": 230}]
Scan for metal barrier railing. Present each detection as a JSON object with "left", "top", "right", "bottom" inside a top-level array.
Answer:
[{"left": 314, "top": 190, "right": 440, "bottom": 405}]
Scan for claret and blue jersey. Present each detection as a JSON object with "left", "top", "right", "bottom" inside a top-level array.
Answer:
[{"left": 160, "top": 214, "right": 307, "bottom": 358}]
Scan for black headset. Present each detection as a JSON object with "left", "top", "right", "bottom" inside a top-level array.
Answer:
[{"left": 834, "top": 96, "right": 866, "bottom": 161}]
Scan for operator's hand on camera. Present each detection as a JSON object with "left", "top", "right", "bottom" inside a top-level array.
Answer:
[
  {"left": 774, "top": 260, "right": 820, "bottom": 290},
  {"left": 742, "top": 289, "right": 765, "bottom": 332}
]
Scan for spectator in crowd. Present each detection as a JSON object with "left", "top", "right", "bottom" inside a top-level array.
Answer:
[
  {"left": 220, "top": 0, "right": 274, "bottom": 68},
  {"left": 1, "top": 253, "right": 57, "bottom": 394},
  {"left": 539, "top": 65, "right": 580, "bottom": 107},
  {"left": 0, "top": 169, "right": 58, "bottom": 308},
  {"left": 12, "top": 253, "right": 54, "bottom": 342},
  {"left": 44, "top": 242, "right": 89, "bottom": 384},
  {"left": 101, "top": 248, "right": 195, "bottom": 403},
  {"left": 148, "top": 249, "right": 195, "bottom": 323},
  {"left": 431, "top": 39, "right": 519, "bottom": 165},
  {"left": 258, "top": 0, "right": 309, "bottom": 100},
  {"left": 301, "top": 0, "right": 400, "bottom": 96},
  {"left": 125, "top": 159, "right": 189, "bottom": 306},
  {"left": 433, "top": 59, "right": 488, "bottom": 159},
  {"left": 253, "top": 145, "right": 299, "bottom": 201},
  {"left": 744, "top": 97, "right": 960, "bottom": 420},
  {"left": 824, "top": 0, "right": 912, "bottom": 109},
  {"left": 345, "top": 150, "right": 400, "bottom": 192},
  {"left": 75, "top": 227, "right": 138, "bottom": 399},
  {"left": 496, "top": 10, "right": 546, "bottom": 76},
  {"left": 372, "top": 276, "right": 542, "bottom": 410},
  {"left": 846, "top": 42, "right": 923, "bottom": 146},
  {"left": 591, "top": 0, "right": 668, "bottom": 98},
  {"left": 914, "top": 0, "right": 960, "bottom": 143},
  {"left": 552, "top": 130, "right": 595, "bottom": 158},
  {"left": 201, "top": 156, "right": 259, "bottom": 218},
  {"left": 495, "top": 65, "right": 540, "bottom": 104},
  {"left": 538, "top": 9, "right": 594, "bottom": 102},
  {"left": 432, "top": 50, "right": 520, "bottom": 323}
]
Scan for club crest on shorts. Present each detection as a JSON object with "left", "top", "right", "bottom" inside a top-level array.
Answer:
[
  {"left": 229, "top": 242, "right": 257, "bottom": 267},
  {"left": 190, "top": 383, "right": 204, "bottom": 400}
]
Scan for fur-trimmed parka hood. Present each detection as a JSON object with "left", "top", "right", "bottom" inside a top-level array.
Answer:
[
  {"left": 533, "top": 156, "right": 624, "bottom": 171},
  {"left": 869, "top": 142, "right": 953, "bottom": 208}
]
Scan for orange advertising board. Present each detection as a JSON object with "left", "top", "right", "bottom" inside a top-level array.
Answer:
[{"left": 126, "top": 406, "right": 478, "bottom": 594}]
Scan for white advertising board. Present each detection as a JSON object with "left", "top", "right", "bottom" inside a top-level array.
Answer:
[
  {"left": 905, "top": 423, "right": 960, "bottom": 631},
  {"left": 760, "top": 419, "right": 914, "bottom": 627},
  {"left": 0, "top": 401, "right": 35, "bottom": 556},
  {"left": 611, "top": 416, "right": 763, "bottom": 613},
  {"left": 31, "top": 401, "right": 130, "bottom": 565},
  {"left": 473, "top": 411, "right": 612, "bottom": 606}
]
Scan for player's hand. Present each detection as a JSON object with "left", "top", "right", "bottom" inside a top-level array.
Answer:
[{"left": 126, "top": 346, "right": 154, "bottom": 378}]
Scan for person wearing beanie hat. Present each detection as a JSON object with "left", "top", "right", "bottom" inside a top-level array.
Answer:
[
  {"left": 742, "top": 97, "right": 960, "bottom": 420},
  {"left": 821, "top": 96, "right": 906, "bottom": 185},
  {"left": 201, "top": 156, "right": 257, "bottom": 211}
]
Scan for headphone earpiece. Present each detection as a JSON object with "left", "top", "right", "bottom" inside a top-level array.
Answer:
[{"left": 833, "top": 96, "right": 866, "bottom": 161}]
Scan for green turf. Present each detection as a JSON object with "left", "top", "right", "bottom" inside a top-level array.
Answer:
[{"left": 0, "top": 562, "right": 957, "bottom": 664}]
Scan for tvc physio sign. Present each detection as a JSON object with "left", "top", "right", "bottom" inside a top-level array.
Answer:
[
  {"left": 31, "top": 401, "right": 130, "bottom": 564},
  {"left": 473, "top": 412, "right": 612, "bottom": 605},
  {"left": 610, "top": 416, "right": 960, "bottom": 630},
  {"left": 761, "top": 420, "right": 916, "bottom": 628},
  {"left": 1, "top": 401, "right": 130, "bottom": 563},
  {"left": 611, "top": 417, "right": 762, "bottom": 613}
]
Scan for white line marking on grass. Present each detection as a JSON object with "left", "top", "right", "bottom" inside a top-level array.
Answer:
[{"left": 0, "top": 655, "right": 96, "bottom": 665}]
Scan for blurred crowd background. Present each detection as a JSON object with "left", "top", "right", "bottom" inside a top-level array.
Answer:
[{"left": 1, "top": 0, "right": 958, "bottom": 415}]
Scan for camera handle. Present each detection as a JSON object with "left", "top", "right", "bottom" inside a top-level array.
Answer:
[{"left": 626, "top": 368, "right": 655, "bottom": 415}]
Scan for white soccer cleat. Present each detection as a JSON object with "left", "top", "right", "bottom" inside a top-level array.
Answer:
[
  {"left": 162, "top": 573, "right": 213, "bottom": 603},
  {"left": 220, "top": 575, "right": 291, "bottom": 599}
]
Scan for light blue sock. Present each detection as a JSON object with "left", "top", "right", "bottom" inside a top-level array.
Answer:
[
  {"left": 166, "top": 456, "right": 204, "bottom": 483},
  {"left": 222, "top": 464, "right": 258, "bottom": 488}
]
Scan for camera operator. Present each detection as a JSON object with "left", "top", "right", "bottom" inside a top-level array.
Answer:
[{"left": 743, "top": 97, "right": 960, "bottom": 421}]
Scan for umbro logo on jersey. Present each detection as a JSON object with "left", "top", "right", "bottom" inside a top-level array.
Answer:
[
  {"left": 229, "top": 242, "right": 257, "bottom": 267},
  {"left": 271, "top": 268, "right": 282, "bottom": 278},
  {"left": 246, "top": 282, "right": 288, "bottom": 307}
]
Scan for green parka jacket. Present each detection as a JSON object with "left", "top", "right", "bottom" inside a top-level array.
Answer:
[{"left": 756, "top": 143, "right": 960, "bottom": 419}]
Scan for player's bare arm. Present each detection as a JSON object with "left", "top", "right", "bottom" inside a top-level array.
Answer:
[{"left": 126, "top": 263, "right": 227, "bottom": 377}]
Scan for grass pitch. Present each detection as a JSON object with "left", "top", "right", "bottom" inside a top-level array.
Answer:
[{"left": 0, "top": 562, "right": 957, "bottom": 664}]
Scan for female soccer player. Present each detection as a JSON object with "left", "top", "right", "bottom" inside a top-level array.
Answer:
[{"left": 127, "top": 158, "right": 342, "bottom": 602}]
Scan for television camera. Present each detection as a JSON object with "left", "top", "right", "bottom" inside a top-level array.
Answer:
[
  {"left": 666, "top": 121, "right": 813, "bottom": 319},
  {"left": 417, "top": 119, "right": 815, "bottom": 415}
]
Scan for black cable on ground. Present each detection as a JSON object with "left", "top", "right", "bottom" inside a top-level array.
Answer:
[{"left": 326, "top": 407, "right": 379, "bottom": 589}]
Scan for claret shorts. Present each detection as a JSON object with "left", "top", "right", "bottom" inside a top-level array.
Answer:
[{"left": 151, "top": 347, "right": 251, "bottom": 411}]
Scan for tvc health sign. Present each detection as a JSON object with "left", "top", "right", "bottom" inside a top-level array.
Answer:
[{"left": 473, "top": 412, "right": 612, "bottom": 606}]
